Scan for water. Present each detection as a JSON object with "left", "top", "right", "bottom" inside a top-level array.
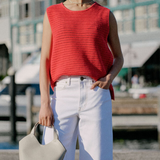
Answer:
[
  {"left": 0, "top": 136, "right": 20, "bottom": 150},
  {"left": 113, "top": 139, "right": 159, "bottom": 150},
  {"left": 113, "top": 129, "right": 159, "bottom": 150},
  {"left": 0, "top": 128, "right": 159, "bottom": 150},
  {"left": 0, "top": 137, "right": 159, "bottom": 150},
  {"left": 0, "top": 142, "right": 19, "bottom": 149}
]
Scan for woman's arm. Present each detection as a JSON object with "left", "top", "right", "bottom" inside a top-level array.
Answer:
[
  {"left": 39, "top": 11, "right": 54, "bottom": 127},
  {"left": 91, "top": 11, "right": 124, "bottom": 89},
  {"left": 106, "top": 11, "right": 124, "bottom": 82}
]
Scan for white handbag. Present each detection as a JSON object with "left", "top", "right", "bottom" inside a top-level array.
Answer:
[{"left": 19, "top": 122, "right": 67, "bottom": 160}]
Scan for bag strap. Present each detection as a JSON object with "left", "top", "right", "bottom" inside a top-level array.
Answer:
[{"left": 31, "top": 122, "right": 58, "bottom": 140}]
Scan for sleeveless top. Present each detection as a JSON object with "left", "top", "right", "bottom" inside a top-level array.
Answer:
[{"left": 46, "top": 1, "right": 115, "bottom": 100}]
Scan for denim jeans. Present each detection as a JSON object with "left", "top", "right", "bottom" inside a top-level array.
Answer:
[{"left": 42, "top": 75, "right": 113, "bottom": 160}]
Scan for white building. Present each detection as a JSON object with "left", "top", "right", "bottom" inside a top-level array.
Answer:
[
  {"left": 108, "top": 0, "right": 160, "bottom": 84},
  {"left": 0, "top": 0, "right": 10, "bottom": 50},
  {"left": 9, "top": 0, "right": 58, "bottom": 70}
]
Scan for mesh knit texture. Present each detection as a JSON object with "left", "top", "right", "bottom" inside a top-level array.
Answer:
[{"left": 46, "top": 1, "right": 115, "bottom": 100}]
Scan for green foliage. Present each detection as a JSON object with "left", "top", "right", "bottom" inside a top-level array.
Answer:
[{"left": 0, "top": 75, "right": 6, "bottom": 81}]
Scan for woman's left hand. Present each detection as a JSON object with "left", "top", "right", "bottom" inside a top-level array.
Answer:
[{"left": 90, "top": 75, "right": 113, "bottom": 90}]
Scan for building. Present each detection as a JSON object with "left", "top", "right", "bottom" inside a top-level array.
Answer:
[
  {"left": 10, "top": 0, "right": 67, "bottom": 70},
  {"left": 107, "top": 0, "right": 160, "bottom": 86},
  {"left": 0, "top": 0, "right": 10, "bottom": 50},
  {"left": 0, "top": 44, "right": 9, "bottom": 77},
  {"left": 0, "top": 0, "right": 10, "bottom": 76}
]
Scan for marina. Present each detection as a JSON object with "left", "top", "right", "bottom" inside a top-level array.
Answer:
[{"left": 0, "top": 94, "right": 160, "bottom": 151}]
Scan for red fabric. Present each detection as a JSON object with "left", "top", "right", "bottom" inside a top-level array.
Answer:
[{"left": 46, "top": 2, "right": 115, "bottom": 100}]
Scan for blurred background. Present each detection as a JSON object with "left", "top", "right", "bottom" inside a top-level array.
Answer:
[{"left": 0, "top": 0, "right": 160, "bottom": 152}]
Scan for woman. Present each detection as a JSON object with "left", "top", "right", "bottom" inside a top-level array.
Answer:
[{"left": 39, "top": 0, "right": 124, "bottom": 159}]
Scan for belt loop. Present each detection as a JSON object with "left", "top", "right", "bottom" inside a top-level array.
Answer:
[
  {"left": 90, "top": 79, "right": 92, "bottom": 85},
  {"left": 68, "top": 77, "right": 71, "bottom": 86},
  {"left": 91, "top": 79, "right": 95, "bottom": 84}
]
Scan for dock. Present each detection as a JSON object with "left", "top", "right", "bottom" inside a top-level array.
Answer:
[
  {"left": 0, "top": 96, "right": 159, "bottom": 134},
  {"left": 0, "top": 115, "right": 158, "bottom": 135},
  {"left": 0, "top": 94, "right": 160, "bottom": 152}
]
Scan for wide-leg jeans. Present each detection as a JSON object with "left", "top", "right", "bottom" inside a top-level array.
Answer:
[{"left": 42, "top": 75, "right": 113, "bottom": 160}]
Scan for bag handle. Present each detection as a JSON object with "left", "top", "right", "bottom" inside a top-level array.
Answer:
[{"left": 31, "top": 122, "right": 58, "bottom": 140}]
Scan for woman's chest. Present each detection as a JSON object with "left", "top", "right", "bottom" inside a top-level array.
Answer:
[{"left": 52, "top": 13, "right": 109, "bottom": 37}]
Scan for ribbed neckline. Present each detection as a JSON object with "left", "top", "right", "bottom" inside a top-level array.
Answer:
[{"left": 61, "top": 1, "right": 97, "bottom": 12}]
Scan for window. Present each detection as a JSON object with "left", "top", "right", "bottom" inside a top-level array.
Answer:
[
  {"left": 114, "top": 9, "right": 133, "bottom": 34},
  {"left": 135, "top": 0, "right": 152, "bottom": 3},
  {"left": 110, "top": 0, "right": 132, "bottom": 7},
  {"left": 36, "top": 23, "right": 43, "bottom": 47},
  {"left": 35, "top": 0, "right": 45, "bottom": 17},
  {"left": 117, "top": 22, "right": 123, "bottom": 33},
  {"left": 123, "top": 21, "right": 132, "bottom": 32},
  {"left": 148, "top": 18, "right": 158, "bottom": 29},
  {"left": 123, "top": 9, "right": 133, "bottom": 33},
  {"left": 135, "top": 6, "right": 147, "bottom": 18},
  {"left": 53, "top": 0, "right": 61, "bottom": 4},
  {"left": 19, "top": 2, "right": 31, "bottom": 20},
  {"left": 118, "top": 0, "right": 132, "bottom": 5},
  {"left": 135, "top": 6, "right": 147, "bottom": 32},
  {"left": 114, "top": 10, "right": 123, "bottom": 21},
  {"left": 148, "top": 4, "right": 158, "bottom": 16},
  {"left": 114, "top": 10, "right": 123, "bottom": 33},
  {"left": 0, "top": 8, "right": 1, "bottom": 17},
  {"left": 123, "top": 9, "right": 133, "bottom": 20},
  {"left": 19, "top": 25, "right": 34, "bottom": 45},
  {"left": 148, "top": 4, "right": 159, "bottom": 30},
  {"left": 10, "top": 1, "right": 18, "bottom": 19},
  {"left": 112, "top": 2, "right": 159, "bottom": 33},
  {"left": 135, "top": 4, "right": 159, "bottom": 32},
  {"left": 0, "top": 2, "right": 9, "bottom": 17},
  {"left": 25, "top": 3, "right": 29, "bottom": 17},
  {"left": 135, "top": 19, "right": 148, "bottom": 32}
]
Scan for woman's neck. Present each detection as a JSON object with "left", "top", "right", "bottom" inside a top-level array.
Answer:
[{"left": 65, "top": 0, "right": 94, "bottom": 5}]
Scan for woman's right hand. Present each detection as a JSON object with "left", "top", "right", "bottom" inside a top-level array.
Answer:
[{"left": 39, "top": 104, "right": 54, "bottom": 127}]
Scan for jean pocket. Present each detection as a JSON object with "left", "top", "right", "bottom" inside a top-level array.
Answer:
[
  {"left": 97, "top": 86, "right": 109, "bottom": 92},
  {"left": 55, "top": 81, "right": 66, "bottom": 91}
]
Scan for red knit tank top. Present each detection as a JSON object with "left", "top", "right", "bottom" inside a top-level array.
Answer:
[{"left": 46, "top": 1, "right": 115, "bottom": 100}]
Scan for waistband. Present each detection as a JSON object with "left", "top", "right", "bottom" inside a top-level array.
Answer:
[
  {"left": 56, "top": 75, "right": 96, "bottom": 83},
  {"left": 55, "top": 75, "right": 115, "bottom": 100}
]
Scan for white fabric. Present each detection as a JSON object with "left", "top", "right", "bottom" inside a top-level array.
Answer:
[{"left": 42, "top": 75, "right": 113, "bottom": 160}]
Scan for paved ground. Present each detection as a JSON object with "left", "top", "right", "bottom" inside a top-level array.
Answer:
[{"left": 0, "top": 149, "right": 160, "bottom": 160}]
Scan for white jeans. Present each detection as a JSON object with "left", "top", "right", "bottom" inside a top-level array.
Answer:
[{"left": 42, "top": 75, "right": 113, "bottom": 160}]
